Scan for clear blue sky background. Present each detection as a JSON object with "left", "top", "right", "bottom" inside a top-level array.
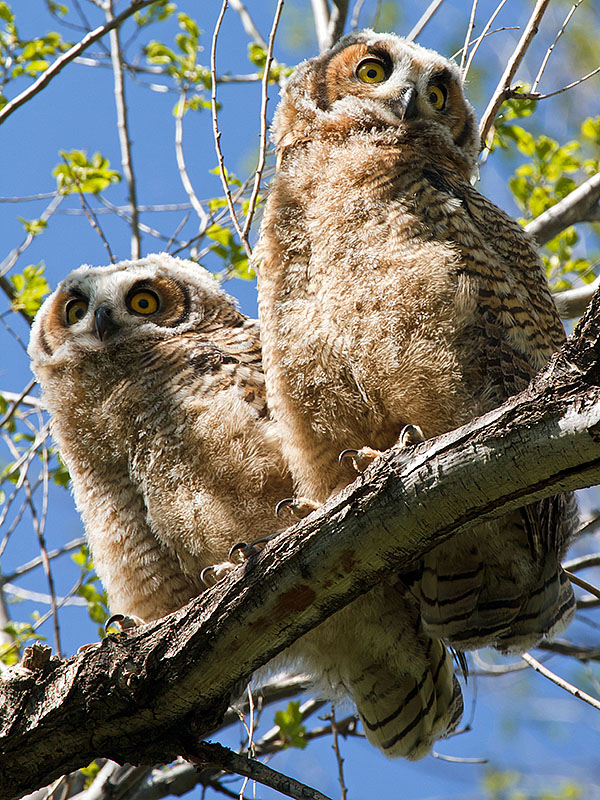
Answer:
[{"left": 1, "top": 2, "right": 600, "bottom": 798}]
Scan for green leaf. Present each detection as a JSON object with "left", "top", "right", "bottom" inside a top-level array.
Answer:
[
  {"left": 0, "top": 1, "right": 14, "bottom": 22},
  {"left": 581, "top": 116, "right": 600, "bottom": 144},
  {"left": 18, "top": 216, "right": 47, "bottom": 236},
  {"left": 274, "top": 701, "right": 307, "bottom": 749},
  {"left": 9, "top": 263, "right": 50, "bottom": 315},
  {"left": 53, "top": 150, "right": 121, "bottom": 195},
  {"left": 135, "top": 0, "right": 175, "bottom": 26}
]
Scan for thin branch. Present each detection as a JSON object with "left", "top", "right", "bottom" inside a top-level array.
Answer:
[
  {"left": 188, "top": 742, "right": 333, "bottom": 800},
  {"left": 328, "top": 706, "right": 348, "bottom": 800},
  {"left": 479, "top": 0, "right": 551, "bottom": 147},
  {"left": 0, "top": 0, "right": 156, "bottom": 125},
  {"left": 406, "top": 0, "right": 445, "bottom": 43},
  {"left": 0, "top": 378, "right": 37, "bottom": 429},
  {"left": 510, "top": 65, "right": 600, "bottom": 101},
  {"left": 106, "top": 0, "right": 141, "bottom": 260},
  {"left": 532, "top": 0, "right": 584, "bottom": 93},
  {"left": 349, "top": 0, "right": 366, "bottom": 29},
  {"left": 463, "top": 0, "right": 509, "bottom": 81},
  {"left": 563, "top": 553, "right": 600, "bottom": 573},
  {"left": 210, "top": 1, "right": 248, "bottom": 254},
  {"left": 0, "top": 194, "right": 63, "bottom": 278},
  {"left": 175, "top": 91, "right": 211, "bottom": 229},
  {"left": 311, "top": 0, "right": 331, "bottom": 52},
  {"left": 521, "top": 652, "right": 600, "bottom": 712},
  {"left": 228, "top": 0, "right": 268, "bottom": 49},
  {"left": 460, "top": 0, "right": 478, "bottom": 74},
  {"left": 327, "top": 0, "right": 349, "bottom": 47},
  {"left": 565, "top": 569, "right": 600, "bottom": 601},
  {"left": 241, "top": 0, "right": 284, "bottom": 248}
]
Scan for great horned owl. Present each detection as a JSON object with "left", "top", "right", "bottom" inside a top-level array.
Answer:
[
  {"left": 28, "top": 253, "right": 292, "bottom": 621},
  {"left": 29, "top": 253, "right": 462, "bottom": 760},
  {"left": 256, "top": 30, "right": 576, "bottom": 654}
]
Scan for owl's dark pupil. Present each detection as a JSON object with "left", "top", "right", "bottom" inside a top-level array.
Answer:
[
  {"left": 367, "top": 68, "right": 377, "bottom": 79},
  {"left": 138, "top": 298, "right": 149, "bottom": 309},
  {"left": 75, "top": 307, "right": 84, "bottom": 319}
]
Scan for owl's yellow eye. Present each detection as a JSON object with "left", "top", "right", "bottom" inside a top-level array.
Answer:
[
  {"left": 66, "top": 298, "right": 88, "bottom": 325},
  {"left": 427, "top": 84, "right": 447, "bottom": 110},
  {"left": 127, "top": 289, "right": 159, "bottom": 315},
  {"left": 356, "top": 59, "right": 387, "bottom": 84}
]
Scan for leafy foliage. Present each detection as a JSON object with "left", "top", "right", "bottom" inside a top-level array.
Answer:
[
  {"left": 72, "top": 546, "right": 110, "bottom": 638},
  {"left": 274, "top": 701, "right": 307, "bottom": 749},
  {"left": 53, "top": 150, "right": 121, "bottom": 195},
  {"left": 9, "top": 263, "right": 50, "bottom": 316}
]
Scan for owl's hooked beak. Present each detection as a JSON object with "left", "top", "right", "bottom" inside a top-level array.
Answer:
[
  {"left": 94, "top": 305, "right": 119, "bottom": 341},
  {"left": 392, "top": 84, "right": 418, "bottom": 121}
]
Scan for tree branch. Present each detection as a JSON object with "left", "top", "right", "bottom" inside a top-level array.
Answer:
[
  {"left": 479, "top": 0, "right": 551, "bottom": 146},
  {"left": 4, "top": 283, "right": 600, "bottom": 798},
  {"left": 106, "top": 0, "right": 141, "bottom": 260},
  {"left": 0, "top": 0, "right": 156, "bottom": 126},
  {"left": 527, "top": 171, "right": 600, "bottom": 249}
]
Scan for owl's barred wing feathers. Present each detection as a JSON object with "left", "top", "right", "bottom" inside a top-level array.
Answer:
[{"left": 411, "top": 170, "right": 576, "bottom": 651}]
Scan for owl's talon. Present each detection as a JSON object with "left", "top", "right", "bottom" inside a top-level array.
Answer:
[
  {"left": 276, "top": 497, "right": 319, "bottom": 521},
  {"left": 400, "top": 424, "right": 425, "bottom": 447},
  {"left": 228, "top": 541, "right": 250, "bottom": 562},
  {"left": 201, "top": 566, "right": 219, "bottom": 587},
  {"left": 105, "top": 613, "right": 143, "bottom": 634},
  {"left": 339, "top": 448, "right": 359, "bottom": 464},
  {"left": 340, "top": 446, "right": 384, "bottom": 473},
  {"left": 275, "top": 498, "right": 294, "bottom": 518}
]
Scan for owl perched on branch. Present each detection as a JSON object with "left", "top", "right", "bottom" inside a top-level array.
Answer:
[
  {"left": 28, "top": 254, "right": 293, "bottom": 621},
  {"left": 256, "top": 30, "right": 577, "bottom": 654},
  {"left": 29, "top": 253, "right": 462, "bottom": 761}
]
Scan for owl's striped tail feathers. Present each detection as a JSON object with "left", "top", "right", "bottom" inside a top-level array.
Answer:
[
  {"left": 350, "top": 636, "right": 463, "bottom": 760},
  {"left": 416, "top": 522, "right": 576, "bottom": 653}
]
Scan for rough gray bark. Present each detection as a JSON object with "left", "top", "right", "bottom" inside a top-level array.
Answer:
[{"left": 2, "top": 288, "right": 600, "bottom": 800}]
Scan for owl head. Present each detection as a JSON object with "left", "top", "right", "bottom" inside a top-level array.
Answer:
[
  {"left": 272, "top": 30, "right": 479, "bottom": 174},
  {"left": 28, "top": 253, "right": 238, "bottom": 369}
]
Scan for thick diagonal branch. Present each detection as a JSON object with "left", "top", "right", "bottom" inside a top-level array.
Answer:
[{"left": 3, "top": 287, "right": 600, "bottom": 800}]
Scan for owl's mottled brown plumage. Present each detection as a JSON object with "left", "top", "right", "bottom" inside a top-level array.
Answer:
[
  {"left": 29, "top": 253, "right": 462, "bottom": 761},
  {"left": 257, "top": 30, "right": 576, "bottom": 657},
  {"left": 28, "top": 254, "right": 292, "bottom": 621}
]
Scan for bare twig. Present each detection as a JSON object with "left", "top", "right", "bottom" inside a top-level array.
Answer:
[
  {"left": 210, "top": 1, "right": 249, "bottom": 254},
  {"left": 463, "top": 0, "right": 509, "bottom": 81},
  {"left": 406, "top": 0, "right": 445, "bottom": 43},
  {"left": 228, "top": 0, "right": 268, "bottom": 49},
  {"left": 510, "top": 65, "right": 600, "bottom": 101},
  {"left": 329, "top": 706, "right": 348, "bottom": 800},
  {"left": 175, "top": 92, "right": 211, "bottom": 229},
  {"left": 349, "top": 0, "right": 366, "bottom": 29},
  {"left": 460, "top": 0, "right": 478, "bottom": 74},
  {"left": 311, "top": 0, "right": 331, "bottom": 52},
  {"left": 564, "top": 554, "right": 600, "bottom": 573},
  {"left": 521, "top": 652, "right": 600, "bottom": 712},
  {"left": 2, "top": 538, "right": 85, "bottom": 584},
  {"left": 241, "top": 0, "right": 284, "bottom": 248},
  {"left": 327, "top": 0, "right": 349, "bottom": 47},
  {"left": 0, "top": 0, "right": 156, "bottom": 125},
  {"left": 0, "top": 378, "right": 36, "bottom": 430},
  {"left": 189, "top": 742, "right": 333, "bottom": 800},
  {"left": 479, "top": 0, "right": 551, "bottom": 147},
  {"left": 565, "top": 569, "right": 600, "bottom": 601},
  {"left": 532, "top": 0, "right": 584, "bottom": 93},
  {"left": 106, "top": 0, "right": 141, "bottom": 259},
  {"left": 0, "top": 194, "right": 63, "bottom": 278}
]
